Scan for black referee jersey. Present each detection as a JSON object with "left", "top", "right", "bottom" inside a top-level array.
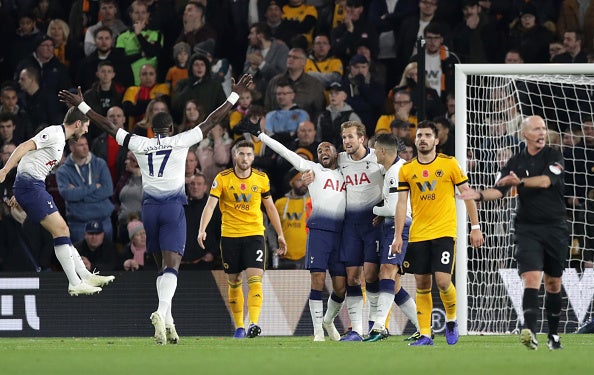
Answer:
[{"left": 494, "top": 145, "right": 567, "bottom": 225}]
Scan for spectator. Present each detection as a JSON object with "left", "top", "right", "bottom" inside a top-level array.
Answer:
[
  {"left": 176, "top": 99, "right": 203, "bottom": 135},
  {"left": 265, "top": 47, "right": 326, "bottom": 121},
  {"left": 504, "top": 48, "right": 525, "bottom": 64},
  {"left": 353, "top": 36, "right": 387, "bottom": 90},
  {"left": 185, "top": 149, "right": 201, "bottom": 187},
  {"left": 171, "top": 53, "right": 226, "bottom": 124},
  {"left": 0, "top": 113, "right": 23, "bottom": 147},
  {"left": 175, "top": 1, "right": 217, "bottom": 51},
  {"left": 342, "top": 54, "right": 385, "bottom": 137},
  {"left": 264, "top": 0, "right": 294, "bottom": 47},
  {"left": 91, "top": 105, "right": 127, "bottom": 185},
  {"left": 122, "top": 63, "right": 170, "bottom": 130},
  {"left": 557, "top": 0, "right": 594, "bottom": 54},
  {"left": 17, "top": 66, "right": 62, "bottom": 130},
  {"left": 390, "top": 61, "right": 443, "bottom": 120},
  {"left": 181, "top": 173, "right": 221, "bottom": 270},
  {"left": 46, "top": 18, "right": 75, "bottom": 72},
  {"left": 83, "top": 60, "right": 125, "bottom": 123},
  {"left": 375, "top": 90, "right": 418, "bottom": 137},
  {"left": 507, "top": 3, "right": 553, "bottom": 63},
  {"left": 229, "top": 91, "right": 253, "bottom": 140},
  {"left": 165, "top": 42, "right": 190, "bottom": 92},
  {"left": 331, "top": 0, "right": 378, "bottom": 68},
  {"left": 122, "top": 219, "right": 154, "bottom": 271},
  {"left": 83, "top": 0, "right": 127, "bottom": 57},
  {"left": 305, "top": 33, "right": 344, "bottom": 88},
  {"left": 552, "top": 30, "right": 588, "bottom": 63},
  {"left": 548, "top": 40, "right": 566, "bottom": 61},
  {"left": 68, "top": 0, "right": 100, "bottom": 58},
  {"left": 56, "top": 135, "right": 114, "bottom": 243},
  {"left": 195, "top": 39, "right": 233, "bottom": 96},
  {"left": 115, "top": 0, "right": 164, "bottom": 86},
  {"left": 0, "top": 84, "right": 33, "bottom": 142},
  {"left": 113, "top": 151, "right": 143, "bottom": 246},
  {"left": 390, "top": 119, "right": 413, "bottom": 142},
  {"left": 132, "top": 97, "right": 169, "bottom": 137},
  {"left": 8, "top": 12, "right": 41, "bottom": 74},
  {"left": 77, "top": 26, "right": 134, "bottom": 91},
  {"left": 32, "top": 0, "right": 66, "bottom": 33},
  {"left": 243, "top": 22, "right": 289, "bottom": 105},
  {"left": 434, "top": 116, "right": 455, "bottom": 156},
  {"left": 196, "top": 124, "right": 233, "bottom": 188},
  {"left": 282, "top": 0, "right": 318, "bottom": 47},
  {"left": 265, "top": 81, "right": 310, "bottom": 139},
  {"left": 74, "top": 220, "right": 118, "bottom": 271},
  {"left": 316, "top": 81, "right": 361, "bottom": 149},
  {"left": 452, "top": 0, "right": 500, "bottom": 63}
]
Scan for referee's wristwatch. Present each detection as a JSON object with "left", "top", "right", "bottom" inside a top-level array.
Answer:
[{"left": 518, "top": 179, "right": 525, "bottom": 188}]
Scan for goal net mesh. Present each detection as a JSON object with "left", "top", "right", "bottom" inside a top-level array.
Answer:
[{"left": 464, "top": 73, "right": 594, "bottom": 334}]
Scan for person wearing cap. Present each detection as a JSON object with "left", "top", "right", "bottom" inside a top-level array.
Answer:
[
  {"left": 305, "top": 33, "right": 344, "bottom": 87},
  {"left": 115, "top": 0, "right": 164, "bottom": 86},
  {"left": 74, "top": 220, "right": 118, "bottom": 272},
  {"left": 390, "top": 118, "right": 413, "bottom": 141},
  {"left": 56, "top": 134, "right": 115, "bottom": 243},
  {"left": 316, "top": 81, "right": 361, "bottom": 149},
  {"left": 83, "top": 0, "right": 127, "bottom": 57},
  {"left": 452, "top": 0, "right": 500, "bottom": 63},
  {"left": 122, "top": 218, "right": 154, "bottom": 271},
  {"left": 175, "top": 1, "right": 217, "bottom": 51},
  {"left": 14, "top": 33, "right": 71, "bottom": 118},
  {"left": 343, "top": 54, "right": 385, "bottom": 137},
  {"left": 507, "top": 3, "right": 554, "bottom": 63},
  {"left": 330, "top": 0, "right": 379, "bottom": 67},
  {"left": 195, "top": 39, "right": 234, "bottom": 96}
]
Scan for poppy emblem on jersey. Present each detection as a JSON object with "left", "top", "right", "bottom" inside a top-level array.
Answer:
[
  {"left": 240, "top": 183, "right": 246, "bottom": 190},
  {"left": 422, "top": 170, "right": 429, "bottom": 178},
  {"left": 251, "top": 185, "right": 258, "bottom": 192},
  {"left": 549, "top": 162, "right": 563, "bottom": 175},
  {"left": 435, "top": 169, "right": 444, "bottom": 177}
]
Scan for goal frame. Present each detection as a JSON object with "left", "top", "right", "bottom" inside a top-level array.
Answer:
[{"left": 454, "top": 64, "right": 594, "bottom": 335}]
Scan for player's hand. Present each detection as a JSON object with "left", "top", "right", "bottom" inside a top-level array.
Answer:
[
  {"left": 58, "top": 87, "right": 84, "bottom": 107},
  {"left": 372, "top": 215, "right": 384, "bottom": 226},
  {"left": 470, "top": 228, "right": 484, "bottom": 248},
  {"left": 6, "top": 196, "right": 21, "bottom": 210},
  {"left": 390, "top": 236, "right": 403, "bottom": 255},
  {"left": 456, "top": 188, "right": 480, "bottom": 201},
  {"left": 197, "top": 231, "right": 207, "bottom": 249},
  {"left": 234, "top": 117, "right": 262, "bottom": 137},
  {"left": 232, "top": 74, "right": 253, "bottom": 94},
  {"left": 0, "top": 168, "right": 7, "bottom": 183},
  {"left": 496, "top": 171, "right": 521, "bottom": 187},
  {"left": 276, "top": 235, "right": 287, "bottom": 256},
  {"left": 123, "top": 259, "right": 140, "bottom": 271},
  {"left": 301, "top": 169, "right": 315, "bottom": 185}
]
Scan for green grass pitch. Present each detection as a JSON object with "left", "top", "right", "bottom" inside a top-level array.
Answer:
[{"left": 1, "top": 334, "right": 592, "bottom": 375}]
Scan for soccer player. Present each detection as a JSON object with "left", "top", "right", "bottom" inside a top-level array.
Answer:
[
  {"left": 458, "top": 116, "right": 567, "bottom": 350},
  {"left": 364, "top": 133, "right": 420, "bottom": 342},
  {"left": 198, "top": 140, "right": 287, "bottom": 339},
  {"left": 237, "top": 119, "right": 346, "bottom": 341},
  {"left": 58, "top": 74, "right": 253, "bottom": 345},
  {"left": 337, "top": 121, "right": 384, "bottom": 341},
  {"left": 0, "top": 107, "right": 113, "bottom": 296},
  {"left": 392, "top": 120, "right": 484, "bottom": 346}
]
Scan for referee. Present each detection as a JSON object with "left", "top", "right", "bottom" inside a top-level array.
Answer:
[{"left": 458, "top": 115, "right": 567, "bottom": 351}]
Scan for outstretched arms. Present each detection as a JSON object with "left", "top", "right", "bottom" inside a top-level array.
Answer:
[
  {"left": 198, "top": 74, "right": 253, "bottom": 136},
  {"left": 58, "top": 88, "right": 120, "bottom": 138}
]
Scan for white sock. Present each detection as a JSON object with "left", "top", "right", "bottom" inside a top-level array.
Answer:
[
  {"left": 346, "top": 295, "right": 364, "bottom": 335},
  {"left": 367, "top": 290, "right": 379, "bottom": 324},
  {"left": 309, "top": 299, "right": 324, "bottom": 336},
  {"left": 70, "top": 246, "right": 93, "bottom": 279},
  {"left": 373, "top": 291, "right": 395, "bottom": 331},
  {"left": 54, "top": 244, "right": 81, "bottom": 285},
  {"left": 323, "top": 297, "right": 344, "bottom": 324},
  {"left": 398, "top": 297, "right": 420, "bottom": 331},
  {"left": 157, "top": 273, "right": 177, "bottom": 322}
]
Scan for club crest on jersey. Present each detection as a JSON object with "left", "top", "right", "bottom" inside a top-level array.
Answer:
[
  {"left": 435, "top": 169, "right": 444, "bottom": 177},
  {"left": 422, "top": 170, "right": 429, "bottom": 178},
  {"left": 251, "top": 185, "right": 258, "bottom": 192},
  {"left": 549, "top": 162, "right": 563, "bottom": 175}
]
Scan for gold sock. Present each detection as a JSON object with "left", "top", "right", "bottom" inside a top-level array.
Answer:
[
  {"left": 439, "top": 282, "right": 457, "bottom": 321},
  {"left": 228, "top": 280, "right": 244, "bottom": 328},
  {"left": 247, "top": 275, "right": 263, "bottom": 325},
  {"left": 416, "top": 288, "right": 433, "bottom": 336}
]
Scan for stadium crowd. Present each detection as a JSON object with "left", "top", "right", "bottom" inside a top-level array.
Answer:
[{"left": 0, "top": 0, "right": 593, "bottom": 274}]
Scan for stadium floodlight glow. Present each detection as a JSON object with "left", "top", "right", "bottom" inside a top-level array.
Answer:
[{"left": 455, "top": 64, "right": 594, "bottom": 335}]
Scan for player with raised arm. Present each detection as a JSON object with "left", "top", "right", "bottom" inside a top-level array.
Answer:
[
  {"left": 198, "top": 140, "right": 287, "bottom": 339},
  {"left": 391, "top": 121, "right": 483, "bottom": 346},
  {"left": 0, "top": 107, "right": 113, "bottom": 296},
  {"left": 363, "top": 133, "right": 420, "bottom": 342},
  {"left": 458, "top": 116, "right": 567, "bottom": 350},
  {"left": 59, "top": 74, "right": 253, "bottom": 345},
  {"left": 236, "top": 119, "right": 347, "bottom": 341}
]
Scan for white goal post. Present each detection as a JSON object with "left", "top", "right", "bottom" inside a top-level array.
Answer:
[{"left": 455, "top": 64, "right": 594, "bottom": 335}]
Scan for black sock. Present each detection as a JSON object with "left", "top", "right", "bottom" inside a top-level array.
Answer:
[
  {"left": 523, "top": 288, "right": 539, "bottom": 334},
  {"left": 545, "top": 292, "right": 562, "bottom": 336}
]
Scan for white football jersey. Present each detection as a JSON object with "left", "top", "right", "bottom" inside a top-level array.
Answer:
[
  {"left": 338, "top": 148, "right": 384, "bottom": 220},
  {"left": 259, "top": 134, "right": 345, "bottom": 232},
  {"left": 17, "top": 125, "right": 65, "bottom": 181},
  {"left": 116, "top": 127, "right": 203, "bottom": 203},
  {"left": 373, "top": 158, "right": 412, "bottom": 219}
]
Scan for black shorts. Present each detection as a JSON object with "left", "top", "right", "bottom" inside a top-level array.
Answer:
[
  {"left": 514, "top": 222, "right": 569, "bottom": 277},
  {"left": 221, "top": 235, "right": 267, "bottom": 274},
  {"left": 402, "top": 237, "right": 455, "bottom": 275}
]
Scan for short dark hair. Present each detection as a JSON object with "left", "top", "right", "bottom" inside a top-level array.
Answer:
[
  {"left": 94, "top": 25, "right": 113, "bottom": 38},
  {"left": 374, "top": 133, "right": 399, "bottom": 153},
  {"left": 152, "top": 112, "right": 173, "bottom": 131},
  {"left": 97, "top": 60, "right": 114, "bottom": 70},
  {"left": 251, "top": 22, "right": 271, "bottom": 40},
  {"left": 417, "top": 120, "right": 438, "bottom": 137},
  {"left": 0, "top": 112, "right": 15, "bottom": 124},
  {"left": 64, "top": 106, "right": 90, "bottom": 125}
]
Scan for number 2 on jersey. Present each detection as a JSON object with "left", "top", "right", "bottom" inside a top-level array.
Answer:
[{"left": 147, "top": 150, "right": 172, "bottom": 177}]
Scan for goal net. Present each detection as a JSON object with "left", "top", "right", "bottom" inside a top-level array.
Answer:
[{"left": 454, "top": 64, "right": 594, "bottom": 335}]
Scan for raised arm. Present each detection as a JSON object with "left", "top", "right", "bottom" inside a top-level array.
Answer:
[
  {"left": 198, "top": 74, "right": 253, "bottom": 136},
  {"left": 58, "top": 88, "right": 119, "bottom": 137}
]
